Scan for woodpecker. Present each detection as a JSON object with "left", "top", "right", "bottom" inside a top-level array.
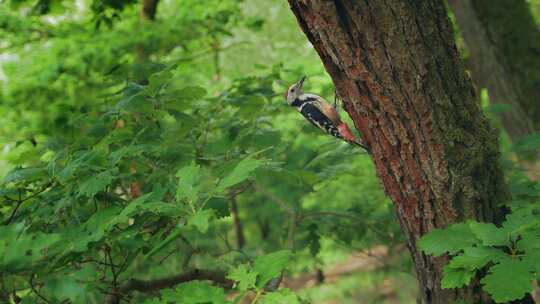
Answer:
[{"left": 284, "top": 76, "right": 369, "bottom": 152}]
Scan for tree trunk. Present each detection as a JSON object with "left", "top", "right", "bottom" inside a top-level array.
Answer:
[
  {"left": 287, "top": 1, "right": 530, "bottom": 303},
  {"left": 141, "top": 0, "right": 160, "bottom": 20},
  {"left": 448, "top": 0, "right": 540, "bottom": 137},
  {"left": 136, "top": 0, "right": 160, "bottom": 64}
]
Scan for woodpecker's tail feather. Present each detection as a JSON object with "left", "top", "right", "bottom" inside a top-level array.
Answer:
[
  {"left": 351, "top": 140, "right": 370, "bottom": 153},
  {"left": 336, "top": 122, "right": 370, "bottom": 152},
  {"left": 337, "top": 123, "right": 355, "bottom": 142}
]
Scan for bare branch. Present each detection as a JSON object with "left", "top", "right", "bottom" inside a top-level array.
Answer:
[{"left": 29, "top": 275, "right": 50, "bottom": 304}]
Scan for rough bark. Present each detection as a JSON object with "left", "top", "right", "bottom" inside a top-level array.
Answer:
[
  {"left": 287, "top": 0, "right": 529, "bottom": 303},
  {"left": 448, "top": 0, "right": 538, "bottom": 141}
]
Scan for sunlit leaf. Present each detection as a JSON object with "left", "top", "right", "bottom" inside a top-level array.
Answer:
[
  {"left": 441, "top": 266, "right": 474, "bottom": 289},
  {"left": 227, "top": 264, "right": 257, "bottom": 291},
  {"left": 481, "top": 259, "right": 535, "bottom": 303},
  {"left": 217, "top": 156, "right": 262, "bottom": 192},
  {"left": 418, "top": 223, "right": 477, "bottom": 256},
  {"left": 77, "top": 170, "right": 116, "bottom": 197},
  {"left": 176, "top": 164, "right": 201, "bottom": 202},
  {"left": 188, "top": 209, "right": 214, "bottom": 233},
  {"left": 253, "top": 250, "right": 291, "bottom": 288}
]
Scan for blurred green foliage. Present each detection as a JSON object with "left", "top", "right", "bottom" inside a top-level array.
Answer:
[{"left": 1, "top": 0, "right": 539, "bottom": 303}]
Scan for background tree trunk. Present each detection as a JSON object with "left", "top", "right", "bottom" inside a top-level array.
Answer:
[
  {"left": 448, "top": 0, "right": 540, "bottom": 137},
  {"left": 141, "top": 0, "right": 160, "bottom": 20},
  {"left": 448, "top": 0, "right": 540, "bottom": 179},
  {"left": 287, "top": 1, "right": 531, "bottom": 303},
  {"left": 136, "top": 0, "right": 160, "bottom": 63}
]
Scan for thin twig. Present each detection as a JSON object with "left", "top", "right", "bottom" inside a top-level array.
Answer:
[
  {"left": 4, "top": 200, "right": 23, "bottom": 225},
  {"left": 29, "top": 274, "right": 51, "bottom": 303},
  {"left": 105, "top": 246, "right": 118, "bottom": 291},
  {"left": 158, "top": 248, "right": 178, "bottom": 265},
  {"left": 252, "top": 183, "right": 294, "bottom": 216},
  {"left": 80, "top": 258, "right": 119, "bottom": 268},
  {"left": 4, "top": 181, "right": 54, "bottom": 225},
  {"left": 229, "top": 190, "right": 245, "bottom": 249}
]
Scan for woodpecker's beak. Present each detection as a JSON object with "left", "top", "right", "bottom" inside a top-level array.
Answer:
[{"left": 296, "top": 75, "right": 306, "bottom": 89}]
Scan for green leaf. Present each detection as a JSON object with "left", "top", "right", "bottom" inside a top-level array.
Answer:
[
  {"left": 144, "top": 226, "right": 182, "bottom": 261},
  {"left": 115, "top": 192, "right": 154, "bottom": 223},
  {"left": 468, "top": 222, "right": 508, "bottom": 246},
  {"left": 45, "top": 275, "right": 86, "bottom": 302},
  {"left": 485, "top": 103, "right": 512, "bottom": 114},
  {"left": 217, "top": 157, "right": 262, "bottom": 192},
  {"left": 515, "top": 131, "right": 540, "bottom": 153},
  {"left": 141, "top": 202, "right": 183, "bottom": 217},
  {"left": 260, "top": 289, "right": 300, "bottom": 304},
  {"left": 253, "top": 250, "right": 292, "bottom": 288},
  {"left": 207, "top": 197, "right": 230, "bottom": 218},
  {"left": 522, "top": 250, "right": 540, "bottom": 273},
  {"left": 448, "top": 247, "right": 505, "bottom": 270},
  {"left": 83, "top": 206, "right": 122, "bottom": 239},
  {"left": 161, "top": 281, "right": 227, "bottom": 304},
  {"left": 517, "top": 231, "right": 540, "bottom": 252},
  {"left": 165, "top": 86, "right": 207, "bottom": 111},
  {"left": 3, "top": 166, "right": 47, "bottom": 184},
  {"left": 418, "top": 223, "right": 477, "bottom": 256},
  {"left": 508, "top": 181, "right": 539, "bottom": 198},
  {"left": 77, "top": 170, "right": 115, "bottom": 197},
  {"left": 188, "top": 209, "right": 214, "bottom": 233},
  {"left": 227, "top": 264, "right": 257, "bottom": 291},
  {"left": 441, "top": 265, "right": 474, "bottom": 289},
  {"left": 175, "top": 85, "right": 207, "bottom": 100},
  {"left": 109, "top": 145, "right": 144, "bottom": 165},
  {"left": 503, "top": 208, "right": 539, "bottom": 234},
  {"left": 147, "top": 70, "right": 173, "bottom": 97},
  {"left": 176, "top": 164, "right": 201, "bottom": 202},
  {"left": 2, "top": 231, "right": 62, "bottom": 271},
  {"left": 481, "top": 259, "right": 535, "bottom": 303},
  {"left": 116, "top": 89, "right": 152, "bottom": 112}
]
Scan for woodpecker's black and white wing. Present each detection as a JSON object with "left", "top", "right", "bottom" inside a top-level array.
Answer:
[{"left": 298, "top": 101, "right": 343, "bottom": 140}]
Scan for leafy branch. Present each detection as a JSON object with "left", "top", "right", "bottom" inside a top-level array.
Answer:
[
  {"left": 3, "top": 180, "right": 54, "bottom": 225},
  {"left": 104, "top": 269, "right": 233, "bottom": 304}
]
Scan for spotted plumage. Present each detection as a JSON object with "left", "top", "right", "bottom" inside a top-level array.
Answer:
[
  {"left": 294, "top": 97, "right": 342, "bottom": 139},
  {"left": 284, "top": 76, "right": 369, "bottom": 152}
]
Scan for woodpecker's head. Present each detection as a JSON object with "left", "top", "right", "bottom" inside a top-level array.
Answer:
[{"left": 284, "top": 76, "right": 306, "bottom": 105}]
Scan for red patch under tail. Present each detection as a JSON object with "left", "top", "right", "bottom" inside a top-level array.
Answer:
[{"left": 337, "top": 122, "right": 356, "bottom": 143}]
